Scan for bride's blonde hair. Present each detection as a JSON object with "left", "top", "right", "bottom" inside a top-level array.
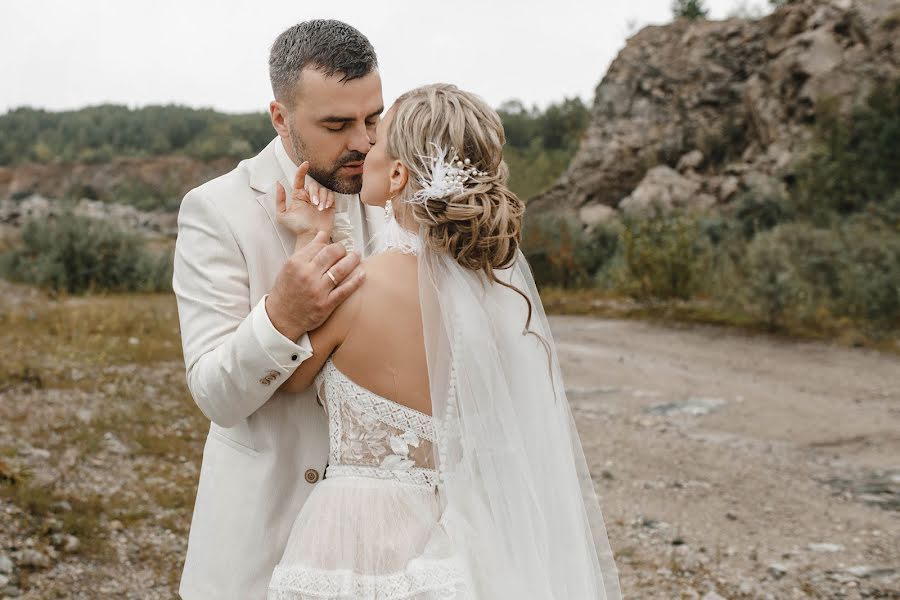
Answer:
[{"left": 386, "top": 84, "right": 525, "bottom": 279}]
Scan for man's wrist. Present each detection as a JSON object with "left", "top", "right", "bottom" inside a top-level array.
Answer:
[{"left": 264, "top": 295, "right": 308, "bottom": 342}]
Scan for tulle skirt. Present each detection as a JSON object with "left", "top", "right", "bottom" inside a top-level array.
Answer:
[{"left": 267, "top": 474, "right": 471, "bottom": 599}]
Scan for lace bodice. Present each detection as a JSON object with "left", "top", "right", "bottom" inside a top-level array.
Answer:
[{"left": 315, "top": 358, "right": 438, "bottom": 487}]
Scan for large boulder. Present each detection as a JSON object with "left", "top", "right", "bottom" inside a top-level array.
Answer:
[
  {"left": 618, "top": 165, "right": 717, "bottom": 215},
  {"left": 529, "top": 0, "right": 900, "bottom": 223}
]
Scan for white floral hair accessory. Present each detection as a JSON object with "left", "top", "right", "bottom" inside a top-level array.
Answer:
[{"left": 411, "top": 142, "right": 488, "bottom": 204}]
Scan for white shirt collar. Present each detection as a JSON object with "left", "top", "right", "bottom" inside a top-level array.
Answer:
[{"left": 273, "top": 136, "right": 299, "bottom": 184}]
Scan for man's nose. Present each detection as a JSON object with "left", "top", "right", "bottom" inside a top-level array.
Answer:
[{"left": 347, "top": 123, "right": 372, "bottom": 155}]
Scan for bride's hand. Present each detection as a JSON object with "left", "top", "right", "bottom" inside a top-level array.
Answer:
[{"left": 275, "top": 161, "right": 335, "bottom": 239}]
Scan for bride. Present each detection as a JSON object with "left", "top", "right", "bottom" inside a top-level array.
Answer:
[{"left": 265, "top": 83, "right": 622, "bottom": 600}]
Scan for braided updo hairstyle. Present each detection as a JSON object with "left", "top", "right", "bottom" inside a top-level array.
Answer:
[{"left": 386, "top": 84, "right": 525, "bottom": 279}]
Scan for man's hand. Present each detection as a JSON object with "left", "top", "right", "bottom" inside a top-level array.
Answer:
[
  {"left": 265, "top": 231, "right": 365, "bottom": 342},
  {"left": 275, "top": 161, "right": 336, "bottom": 239}
]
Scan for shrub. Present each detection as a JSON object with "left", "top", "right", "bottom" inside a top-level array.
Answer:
[
  {"left": 619, "top": 210, "right": 711, "bottom": 301},
  {"left": 743, "top": 226, "right": 809, "bottom": 329},
  {"left": 792, "top": 80, "right": 900, "bottom": 223},
  {"left": 728, "top": 189, "right": 796, "bottom": 240},
  {"left": 743, "top": 222, "right": 900, "bottom": 333},
  {"left": 0, "top": 214, "right": 172, "bottom": 294},
  {"left": 834, "top": 223, "right": 900, "bottom": 330},
  {"left": 522, "top": 215, "right": 620, "bottom": 288}
]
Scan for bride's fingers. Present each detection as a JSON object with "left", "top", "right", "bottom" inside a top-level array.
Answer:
[
  {"left": 323, "top": 189, "right": 336, "bottom": 210},
  {"left": 305, "top": 178, "right": 322, "bottom": 208}
]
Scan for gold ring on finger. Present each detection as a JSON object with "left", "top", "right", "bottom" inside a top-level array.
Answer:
[{"left": 325, "top": 270, "right": 338, "bottom": 286}]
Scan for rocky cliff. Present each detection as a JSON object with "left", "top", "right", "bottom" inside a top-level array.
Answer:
[
  {"left": 0, "top": 155, "right": 235, "bottom": 209},
  {"left": 529, "top": 0, "right": 900, "bottom": 224}
]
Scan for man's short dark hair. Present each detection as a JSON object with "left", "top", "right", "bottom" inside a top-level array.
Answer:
[{"left": 269, "top": 19, "right": 378, "bottom": 104}]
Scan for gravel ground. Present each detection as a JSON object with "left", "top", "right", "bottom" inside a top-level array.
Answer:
[
  {"left": 1, "top": 283, "right": 897, "bottom": 599},
  {"left": 554, "top": 315, "right": 899, "bottom": 599}
]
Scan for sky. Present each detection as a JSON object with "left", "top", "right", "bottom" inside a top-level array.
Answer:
[{"left": 1, "top": 0, "right": 771, "bottom": 115}]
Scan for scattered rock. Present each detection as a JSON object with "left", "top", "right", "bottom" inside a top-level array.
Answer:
[
  {"left": 767, "top": 562, "right": 789, "bottom": 579},
  {"left": 677, "top": 150, "right": 705, "bottom": 172},
  {"left": 0, "top": 554, "right": 12, "bottom": 574},
  {"left": 3, "top": 584, "right": 22, "bottom": 597},
  {"left": 820, "top": 468, "right": 900, "bottom": 512},
  {"left": 807, "top": 542, "right": 844, "bottom": 553},
  {"left": 578, "top": 202, "right": 618, "bottom": 226},
  {"left": 15, "top": 548, "right": 50, "bottom": 569},
  {"left": 717, "top": 176, "right": 740, "bottom": 202},
  {"left": 102, "top": 432, "right": 131, "bottom": 455},
  {"left": 643, "top": 396, "right": 726, "bottom": 416},
  {"left": 842, "top": 565, "right": 897, "bottom": 579},
  {"left": 20, "top": 446, "right": 50, "bottom": 460}
]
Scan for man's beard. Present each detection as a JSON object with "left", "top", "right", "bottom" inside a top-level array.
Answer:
[{"left": 288, "top": 131, "right": 365, "bottom": 195}]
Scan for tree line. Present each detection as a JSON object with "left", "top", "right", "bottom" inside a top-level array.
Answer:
[{"left": 0, "top": 98, "right": 589, "bottom": 201}]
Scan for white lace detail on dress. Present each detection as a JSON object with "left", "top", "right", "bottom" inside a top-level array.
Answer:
[
  {"left": 315, "top": 358, "right": 437, "bottom": 486},
  {"left": 319, "top": 358, "right": 435, "bottom": 441},
  {"left": 269, "top": 560, "right": 464, "bottom": 600},
  {"left": 325, "top": 463, "right": 438, "bottom": 488}
]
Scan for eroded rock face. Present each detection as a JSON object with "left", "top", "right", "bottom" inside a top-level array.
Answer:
[
  {"left": 529, "top": 0, "right": 900, "bottom": 220},
  {"left": 0, "top": 154, "right": 235, "bottom": 210},
  {"left": 0, "top": 195, "right": 177, "bottom": 237},
  {"left": 619, "top": 165, "right": 717, "bottom": 216}
]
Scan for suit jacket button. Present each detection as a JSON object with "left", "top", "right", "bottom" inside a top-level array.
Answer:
[{"left": 304, "top": 468, "right": 320, "bottom": 484}]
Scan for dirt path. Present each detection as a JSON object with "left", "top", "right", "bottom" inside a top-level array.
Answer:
[
  {"left": 550, "top": 315, "right": 900, "bottom": 599},
  {"left": 1, "top": 285, "right": 897, "bottom": 599}
]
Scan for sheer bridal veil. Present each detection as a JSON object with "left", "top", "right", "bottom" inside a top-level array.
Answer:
[{"left": 419, "top": 247, "right": 623, "bottom": 599}]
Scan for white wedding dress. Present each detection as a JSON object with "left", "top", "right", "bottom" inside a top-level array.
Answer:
[
  {"left": 267, "top": 215, "right": 622, "bottom": 600},
  {"left": 266, "top": 221, "right": 472, "bottom": 600},
  {"left": 266, "top": 358, "right": 471, "bottom": 599}
]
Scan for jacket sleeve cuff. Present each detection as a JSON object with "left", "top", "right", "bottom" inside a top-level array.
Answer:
[{"left": 251, "top": 295, "right": 313, "bottom": 370}]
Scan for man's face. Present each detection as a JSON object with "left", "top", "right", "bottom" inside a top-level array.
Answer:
[{"left": 282, "top": 68, "right": 384, "bottom": 194}]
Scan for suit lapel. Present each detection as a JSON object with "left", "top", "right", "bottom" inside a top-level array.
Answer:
[
  {"left": 255, "top": 183, "right": 297, "bottom": 260},
  {"left": 250, "top": 139, "right": 299, "bottom": 259}
]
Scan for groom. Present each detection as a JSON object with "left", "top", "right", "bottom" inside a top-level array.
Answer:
[{"left": 172, "top": 20, "right": 385, "bottom": 600}]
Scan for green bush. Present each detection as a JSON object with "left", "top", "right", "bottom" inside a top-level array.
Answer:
[
  {"left": 108, "top": 177, "right": 182, "bottom": 212},
  {"left": 619, "top": 210, "right": 711, "bottom": 301},
  {"left": 728, "top": 189, "right": 796, "bottom": 240},
  {"left": 744, "top": 225, "right": 813, "bottom": 329},
  {"left": 0, "top": 214, "right": 173, "bottom": 294},
  {"left": 834, "top": 223, "right": 900, "bottom": 329},
  {"left": 793, "top": 80, "right": 900, "bottom": 224},
  {"left": 743, "top": 222, "right": 900, "bottom": 333},
  {"left": 522, "top": 215, "right": 621, "bottom": 288}
]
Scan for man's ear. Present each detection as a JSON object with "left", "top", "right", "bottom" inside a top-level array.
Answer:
[
  {"left": 389, "top": 160, "right": 409, "bottom": 196},
  {"left": 269, "top": 100, "right": 290, "bottom": 139}
]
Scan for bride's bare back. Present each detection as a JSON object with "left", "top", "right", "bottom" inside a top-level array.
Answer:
[
  {"left": 330, "top": 251, "right": 431, "bottom": 416},
  {"left": 280, "top": 249, "right": 431, "bottom": 417}
]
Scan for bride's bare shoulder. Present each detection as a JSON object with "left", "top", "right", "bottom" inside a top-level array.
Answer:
[
  {"left": 361, "top": 251, "right": 418, "bottom": 276},
  {"left": 356, "top": 252, "right": 418, "bottom": 297}
]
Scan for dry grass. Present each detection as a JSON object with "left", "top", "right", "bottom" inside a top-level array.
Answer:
[{"left": 0, "top": 282, "right": 208, "bottom": 596}]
